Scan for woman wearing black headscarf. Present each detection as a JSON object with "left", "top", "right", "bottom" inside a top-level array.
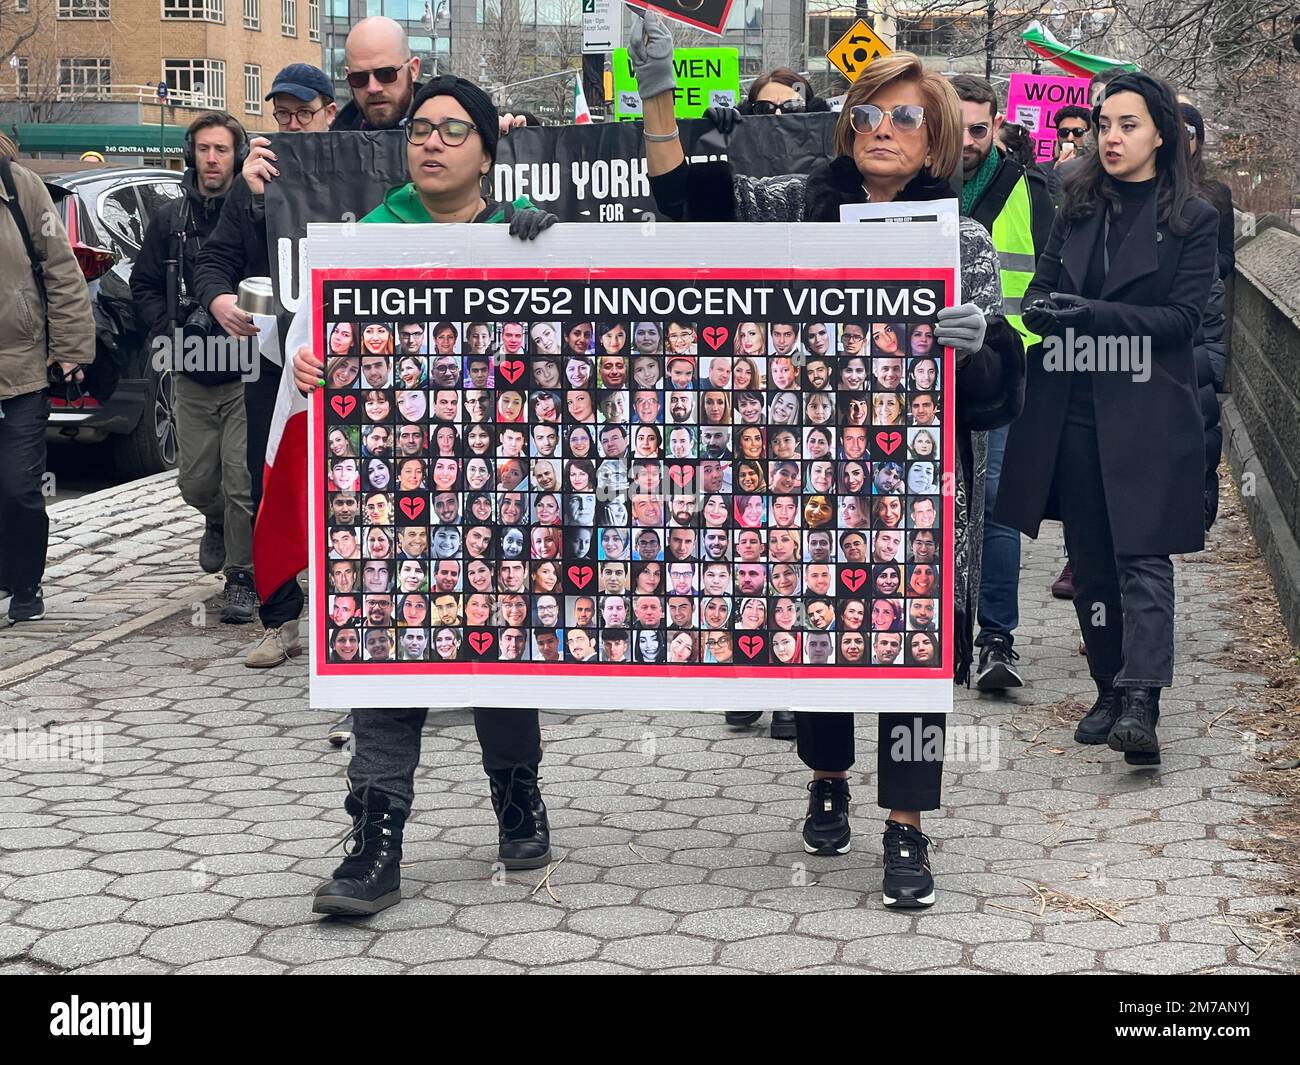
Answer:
[{"left": 996, "top": 72, "right": 1218, "bottom": 768}]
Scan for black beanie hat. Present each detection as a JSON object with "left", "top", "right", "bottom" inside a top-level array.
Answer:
[
  {"left": 1180, "top": 102, "right": 1205, "bottom": 143},
  {"left": 408, "top": 75, "right": 500, "bottom": 164}
]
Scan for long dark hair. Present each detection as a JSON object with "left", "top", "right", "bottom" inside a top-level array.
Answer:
[{"left": 1060, "top": 72, "right": 1196, "bottom": 236}]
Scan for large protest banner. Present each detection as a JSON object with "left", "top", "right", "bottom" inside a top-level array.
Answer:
[
  {"left": 610, "top": 46, "right": 740, "bottom": 120},
  {"left": 1005, "top": 72, "right": 1090, "bottom": 162},
  {"left": 309, "top": 222, "right": 957, "bottom": 712},
  {"left": 263, "top": 115, "right": 840, "bottom": 328}
]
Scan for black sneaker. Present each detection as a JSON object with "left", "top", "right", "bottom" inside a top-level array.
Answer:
[
  {"left": 770, "top": 710, "right": 796, "bottom": 740},
  {"left": 975, "top": 634, "right": 1022, "bottom": 692},
  {"left": 199, "top": 522, "right": 226, "bottom": 574},
  {"left": 1108, "top": 687, "right": 1161, "bottom": 766},
  {"left": 725, "top": 710, "right": 763, "bottom": 728},
  {"left": 882, "top": 820, "right": 935, "bottom": 909},
  {"left": 7, "top": 587, "right": 45, "bottom": 623},
  {"left": 802, "top": 778, "right": 851, "bottom": 855},
  {"left": 328, "top": 715, "right": 354, "bottom": 747},
  {"left": 1074, "top": 684, "right": 1123, "bottom": 744},
  {"left": 221, "top": 570, "right": 258, "bottom": 624}
]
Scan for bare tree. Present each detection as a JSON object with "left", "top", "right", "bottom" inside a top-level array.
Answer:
[{"left": 0, "top": 6, "right": 105, "bottom": 124}]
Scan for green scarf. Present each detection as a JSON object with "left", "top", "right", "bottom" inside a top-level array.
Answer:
[{"left": 960, "top": 148, "right": 1000, "bottom": 215}]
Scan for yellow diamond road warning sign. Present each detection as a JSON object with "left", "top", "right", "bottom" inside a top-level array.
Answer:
[{"left": 827, "top": 19, "right": 892, "bottom": 83}]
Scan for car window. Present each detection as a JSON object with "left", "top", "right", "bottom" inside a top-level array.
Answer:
[
  {"left": 136, "top": 180, "right": 183, "bottom": 221},
  {"left": 99, "top": 186, "right": 146, "bottom": 262}
]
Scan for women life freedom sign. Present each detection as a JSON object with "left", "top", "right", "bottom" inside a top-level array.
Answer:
[{"left": 308, "top": 222, "right": 957, "bottom": 712}]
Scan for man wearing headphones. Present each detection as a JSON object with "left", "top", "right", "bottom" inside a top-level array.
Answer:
[{"left": 131, "top": 111, "right": 257, "bottom": 625}]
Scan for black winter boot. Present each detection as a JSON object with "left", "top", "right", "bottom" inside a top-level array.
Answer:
[
  {"left": 1108, "top": 687, "right": 1162, "bottom": 766},
  {"left": 488, "top": 764, "right": 551, "bottom": 870},
  {"left": 1074, "top": 682, "right": 1124, "bottom": 744},
  {"left": 313, "top": 789, "right": 404, "bottom": 916}
]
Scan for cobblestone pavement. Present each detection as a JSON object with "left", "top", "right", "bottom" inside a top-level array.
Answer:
[
  {"left": 0, "top": 472, "right": 219, "bottom": 682},
  {"left": 1, "top": 481, "right": 1297, "bottom": 974}
]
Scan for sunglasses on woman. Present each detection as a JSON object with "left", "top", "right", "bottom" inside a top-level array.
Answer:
[
  {"left": 345, "top": 59, "right": 412, "bottom": 89},
  {"left": 405, "top": 117, "right": 478, "bottom": 146},
  {"left": 749, "top": 97, "right": 806, "bottom": 115},
  {"left": 849, "top": 103, "right": 926, "bottom": 135}
]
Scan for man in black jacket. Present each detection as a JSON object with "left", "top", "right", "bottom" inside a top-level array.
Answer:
[
  {"left": 194, "top": 63, "right": 337, "bottom": 668},
  {"left": 131, "top": 111, "right": 256, "bottom": 624},
  {"left": 332, "top": 16, "right": 421, "bottom": 132},
  {"left": 951, "top": 75, "right": 1055, "bottom": 694}
]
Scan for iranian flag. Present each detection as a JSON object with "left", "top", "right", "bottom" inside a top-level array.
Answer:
[
  {"left": 574, "top": 73, "right": 592, "bottom": 124},
  {"left": 252, "top": 311, "right": 309, "bottom": 602},
  {"left": 1022, "top": 19, "right": 1138, "bottom": 78}
]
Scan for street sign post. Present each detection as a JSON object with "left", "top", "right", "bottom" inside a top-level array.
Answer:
[{"left": 826, "top": 19, "right": 892, "bottom": 84}]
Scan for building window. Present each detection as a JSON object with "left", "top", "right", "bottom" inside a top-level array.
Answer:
[
  {"left": 162, "top": 0, "right": 225, "bottom": 19},
  {"left": 308, "top": 0, "right": 319, "bottom": 41},
  {"left": 243, "top": 0, "right": 259, "bottom": 28},
  {"left": 244, "top": 64, "right": 261, "bottom": 114},
  {"left": 281, "top": 0, "right": 296, "bottom": 35},
  {"left": 164, "top": 58, "right": 226, "bottom": 109},
  {"left": 15, "top": 0, "right": 30, "bottom": 12},
  {"left": 58, "top": 0, "right": 110, "bottom": 17},
  {"left": 12, "top": 57, "right": 29, "bottom": 99},
  {"left": 58, "top": 57, "right": 111, "bottom": 99}
]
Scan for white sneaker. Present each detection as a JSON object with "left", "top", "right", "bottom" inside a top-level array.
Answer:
[{"left": 245, "top": 625, "right": 303, "bottom": 668}]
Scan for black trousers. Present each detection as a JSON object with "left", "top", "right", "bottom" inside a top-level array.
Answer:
[
  {"left": 0, "top": 390, "right": 50, "bottom": 594},
  {"left": 1055, "top": 418, "right": 1176, "bottom": 687},
  {"left": 245, "top": 356, "right": 304, "bottom": 629},
  {"left": 795, "top": 712, "right": 945, "bottom": 812},
  {"left": 348, "top": 707, "right": 542, "bottom": 818}
]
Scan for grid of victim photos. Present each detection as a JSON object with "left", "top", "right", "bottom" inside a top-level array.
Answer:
[{"left": 321, "top": 316, "right": 944, "bottom": 669}]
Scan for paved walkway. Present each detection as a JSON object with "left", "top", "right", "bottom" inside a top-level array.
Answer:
[
  {"left": 0, "top": 479, "right": 1296, "bottom": 974},
  {"left": 0, "top": 472, "right": 219, "bottom": 684}
]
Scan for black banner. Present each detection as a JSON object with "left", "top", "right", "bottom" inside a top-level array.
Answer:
[{"left": 263, "top": 114, "right": 839, "bottom": 330}]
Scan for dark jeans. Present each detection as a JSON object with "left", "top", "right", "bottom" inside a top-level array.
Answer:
[
  {"left": 795, "top": 712, "right": 945, "bottom": 812},
  {"left": 1056, "top": 418, "right": 1176, "bottom": 687},
  {"left": 976, "top": 422, "right": 1021, "bottom": 645},
  {"left": 245, "top": 356, "right": 303, "bottom": 628},
  {"left": 0, "top": 390, "right": 50, "bottom": 594},
  {"left": 348, "top": 707, "right": 542, "bottom": 818}
]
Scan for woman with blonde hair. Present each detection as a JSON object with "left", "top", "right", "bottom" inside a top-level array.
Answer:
[
  {"left": 733, "top": 321, "right": 767, "bottom": 358},
  {"left": 873, "top": 392, "right": 904, "bottom": 426},
  {"left": 633, "top": 12, "right": 1024, "bottom": 911}
]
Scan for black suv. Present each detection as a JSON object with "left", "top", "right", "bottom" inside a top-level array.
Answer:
[{"left": 40, "top": 166, "right": 184, "bottom": 478}]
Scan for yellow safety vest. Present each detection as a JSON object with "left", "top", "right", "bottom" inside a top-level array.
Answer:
[{"left": 991, "top": 172, "right": 1040, "bottom": 349}]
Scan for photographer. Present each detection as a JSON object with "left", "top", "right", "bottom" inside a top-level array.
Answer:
[{"left": 131, "top": 111, "right": 256, "bottom": 624}]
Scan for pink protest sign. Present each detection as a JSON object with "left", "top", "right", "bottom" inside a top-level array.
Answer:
[{"left": 1005, "top": 73, "right": 1090, "bottom": 162}]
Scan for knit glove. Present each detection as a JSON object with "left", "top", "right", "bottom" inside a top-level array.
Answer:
[
  {"left": 628, "top": 11, "right": 677, "bottom": 102},
  {"left": 508, "top": 207, "right": 558, "bottom": 241},
  {"left": 934, "top": 302, "right": 988, "bottom": 358}
]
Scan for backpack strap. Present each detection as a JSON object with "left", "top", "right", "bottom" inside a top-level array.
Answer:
[{"left": 1, "top": 155, "right": 47, "bottom": 302}]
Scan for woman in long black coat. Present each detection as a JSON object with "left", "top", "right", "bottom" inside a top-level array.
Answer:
[{"left": 995, "top": 72, "right": 1218, "bottom": 766}]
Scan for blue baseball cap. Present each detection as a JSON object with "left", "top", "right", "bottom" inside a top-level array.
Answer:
[{"left": 265, "top": 63, "right": 335, "bottom": 103}]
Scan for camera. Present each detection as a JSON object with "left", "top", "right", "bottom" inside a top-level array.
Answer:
[{"left": 182, "top": 304, "right": 217, "bottom": 343}]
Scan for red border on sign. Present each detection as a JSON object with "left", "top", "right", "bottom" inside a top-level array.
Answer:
[
  {"left": 620, "top": 0, "right": 736, "bottom": 38},
  {"left": 311, "top": 265, "right": 957, "bottom": 681}
]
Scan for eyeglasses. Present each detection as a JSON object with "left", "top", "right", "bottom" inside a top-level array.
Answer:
[
  {"left": 750, "top": 97, "right": 806, "bottom": 115},
  {"left": 849, "top": 103, "right": 926, "bottom": 134},
  {"left": 405, "top": 117, "right": 478, "bottom": 146},
  {"left": 272, "top": 104, "right": 327, "bottom": 125},
  {"left": 1057, "top": 125, "right": 1089, "bottom": 139},
  {"left": 345, "top": 60, "right": 411, "bottom": 89},
  {"left": 963, "top": 122, "right": 991, "bottom": 139}
]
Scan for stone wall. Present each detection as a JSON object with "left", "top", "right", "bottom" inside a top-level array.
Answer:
[{"left": 1226, "top": 223, "right": 1300, "bottom": 644}]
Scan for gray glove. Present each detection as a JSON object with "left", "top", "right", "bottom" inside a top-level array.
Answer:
[
  {"left": 508, "top": 207, "right": 558, "bottom": 241},
  {"left": 628, "top": 11, "right": 676, "bottom": 102},
  {"left": 934, "top": 302, "right": 987, "bottom": 358}
]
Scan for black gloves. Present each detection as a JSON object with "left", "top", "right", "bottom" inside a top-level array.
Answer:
[
  {"left": 508, "top": 207, "right": 558, "bottom": 241},
  {"left": 703, "top": 105, "right": 742, "bottom": 135},
  {"left": 1022, "top": 292, "right": 1095, "bottom": 335}
]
